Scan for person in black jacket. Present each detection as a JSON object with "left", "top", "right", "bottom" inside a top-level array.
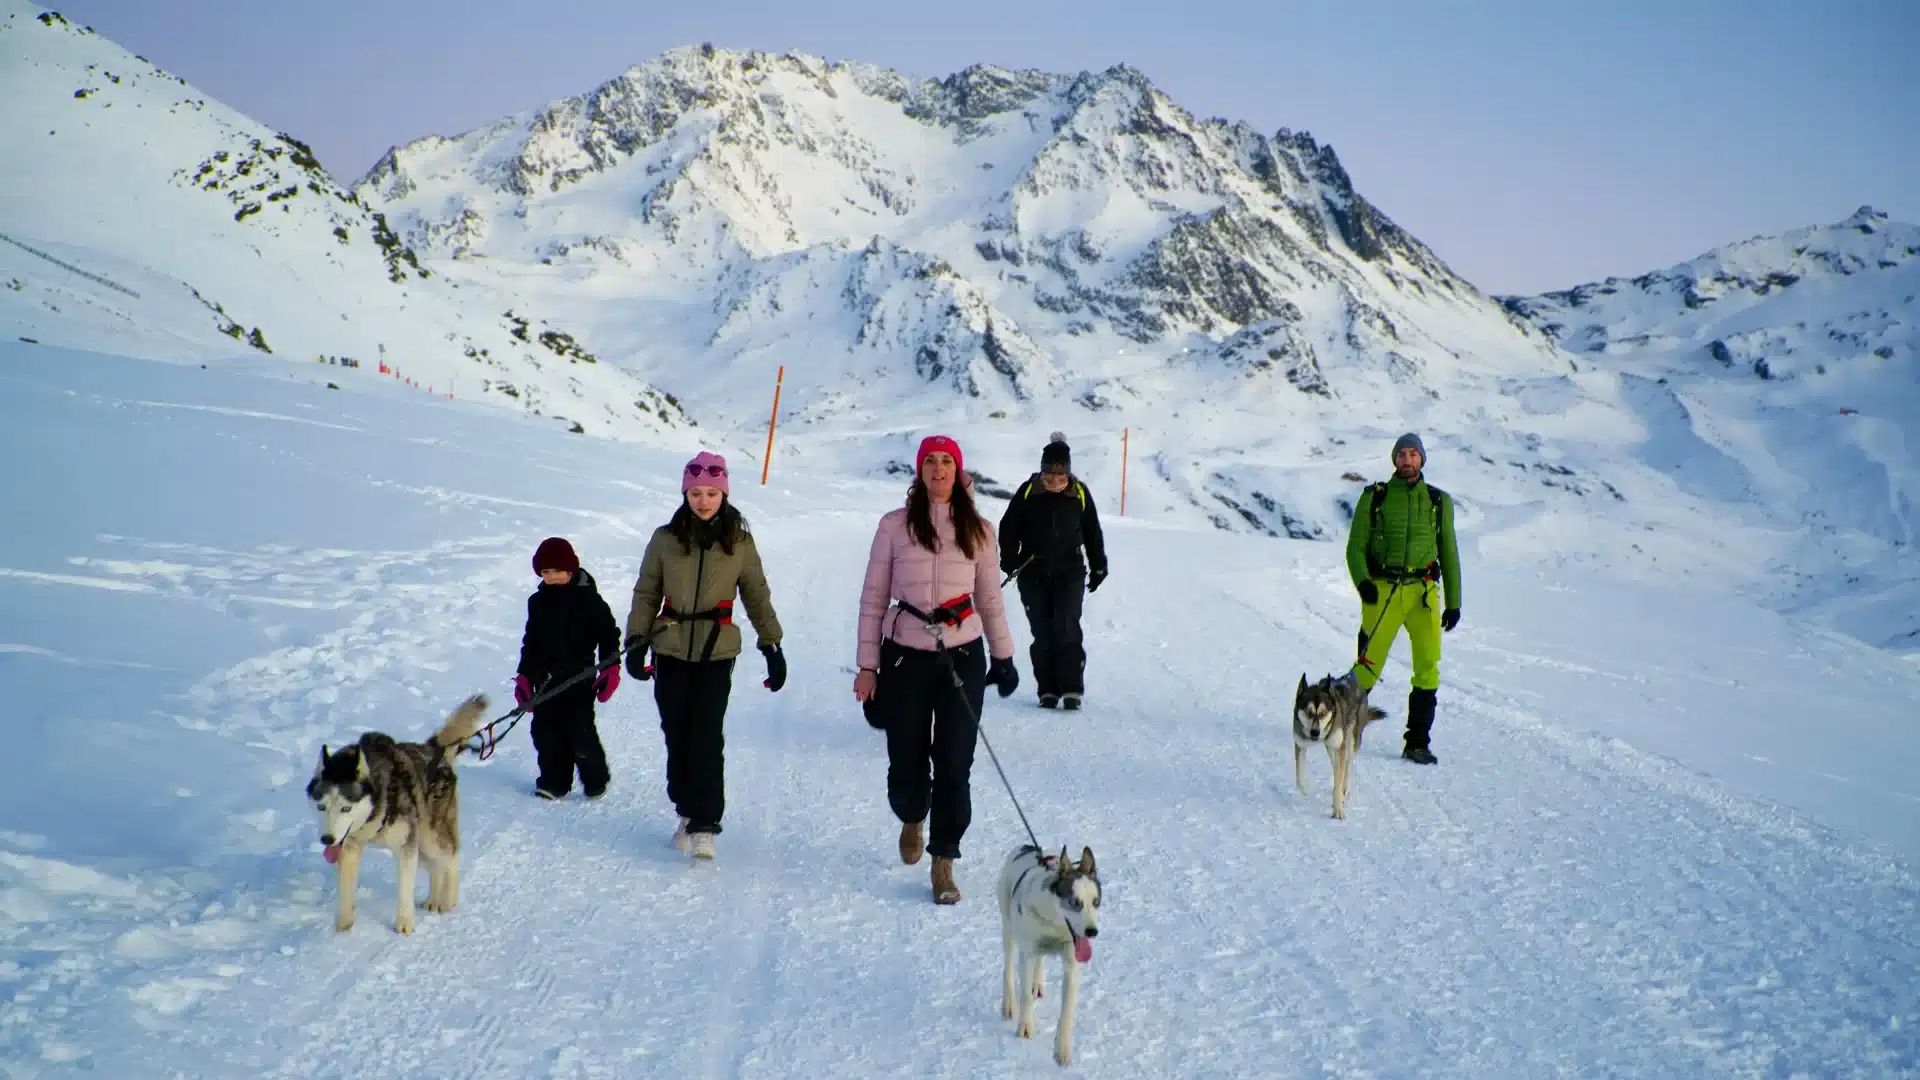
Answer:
[
  {"left": 998, "top": 432, "right": 1108, "bottom": 710},
  {"left": 515, "top": 537, "right": 622, "bottom": 800}
]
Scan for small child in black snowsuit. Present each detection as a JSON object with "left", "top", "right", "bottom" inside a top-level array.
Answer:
[{"left": 515, "top": 537, "right": 623, "bottom": 800}]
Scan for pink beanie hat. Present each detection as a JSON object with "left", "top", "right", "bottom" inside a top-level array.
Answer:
[
  {"left": 916, "top": 434, "right": 964, "bottom": 477},
  {"left": 682, "top": 451, "right": 730, "bottom": 495}
]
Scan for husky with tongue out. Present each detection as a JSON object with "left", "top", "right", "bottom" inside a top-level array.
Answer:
[
  {"left": 997, "top": 843, "right": 1102, "bottom": 1066},
  {"left": 306, "top": 693, "right": 488, "bottom": 935}
]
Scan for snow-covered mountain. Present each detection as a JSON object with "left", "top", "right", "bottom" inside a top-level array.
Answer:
[
  {"left": 1502, "top": 205, "right": 1918, "bottom": 373},
  {"left": 350, "top": 44, "right": 1920, "bottom": 652},
  {"left": 0, "top": 2, "right": 693, "bottom": 441},
  {"left": 1502, "top": 206, "right": 1919, "bottom": 650},
  {"left": 2, "top": 18, "right": 1917, "bottom": 1071},
  {"left": 4, "top": 8, "right": 1913, "bottom": 653},
  {"left": 352, "top": 45, "right": 1592, "bottom": 524}
]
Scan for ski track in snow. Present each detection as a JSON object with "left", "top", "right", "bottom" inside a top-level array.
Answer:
[{"left": 57, "top": 518, "right": 1912, "bottom": 1079}]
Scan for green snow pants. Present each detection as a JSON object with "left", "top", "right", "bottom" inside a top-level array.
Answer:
[{"left": 1348, "top": 578, "right": 1441, "bottom": 692}]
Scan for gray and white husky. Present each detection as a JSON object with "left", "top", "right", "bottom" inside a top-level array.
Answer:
[
  {"left": 997, "top": 844, "right": 1102, "bottom": 1066},
  {"left": 1294, "top": 673, "right": 1386, "bottom": 820},
  {"left": 307, "top": 693, "right": 488, "bottom": 934}
]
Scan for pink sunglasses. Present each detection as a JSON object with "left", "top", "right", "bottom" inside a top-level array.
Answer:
[{"left": 686, "top": 463, "right": 728, "bottom": 477}]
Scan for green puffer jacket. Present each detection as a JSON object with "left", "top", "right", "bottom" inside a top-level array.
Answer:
[
  {"left": 626, "top": 523, "right": 782, "bottom": 663},
  {"left": 1346, "top": 475, "right": 1462, "bottom": 610}
]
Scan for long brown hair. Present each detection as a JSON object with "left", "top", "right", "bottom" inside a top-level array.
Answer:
[
  {"left": 668, "top": 496, "right": 746, "bottom": 555},
  {"left": 905, "top": 477, "right": 988, "bottom": 560}
]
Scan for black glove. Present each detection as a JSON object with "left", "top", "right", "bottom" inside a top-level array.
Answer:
[
  {"left": 624, "top": 639, "right": 652, "bottom": 681},
  {"left": 1357, "top": 580, "right": 1379, "bottom": 605},
  {"left": 1087, "top": 568, "right": 1108, "bottom": 593},
  {"left": 759, "top": 643, "right": 786, "bottom": 692},
  {"left": 988, "top": 656, "right": 1019, "bottom": 699},
  {"left": 1441, "top": 608, "right": 1460, "bottom": 633}
]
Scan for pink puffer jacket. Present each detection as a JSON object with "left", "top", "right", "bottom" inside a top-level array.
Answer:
[{"left": 857, "top": 503, "right": 1016, "bottom": 671}]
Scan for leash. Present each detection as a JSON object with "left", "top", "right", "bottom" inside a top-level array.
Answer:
[
  {"left": 871, "top": 583, "right": 1043, "bottom": 852},
  {"left": 930, "top": 630, "right": 1043, "bottom": 854},
  {"left": 977, "top": 714, "right": 1043, "bottom": 854},
  {"left": 999, "top": 554, "right": 1035, "bottom": 590},
  {"left": 468, "top": 626, "right": 666, "bottom": 760},
  {"left": 1353, "top": 579, "right": 1404, "bottom": 673}
]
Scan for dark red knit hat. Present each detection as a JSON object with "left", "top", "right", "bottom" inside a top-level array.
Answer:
[{"left": 532, "top": 537, "right": 579, "bottom": 574}]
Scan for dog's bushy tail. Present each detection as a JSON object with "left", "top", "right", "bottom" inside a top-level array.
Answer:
[{"left": 431, "top": 692, "right": 490, "bottom": 753}]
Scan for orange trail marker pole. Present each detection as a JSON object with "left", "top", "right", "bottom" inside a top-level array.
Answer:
[
  {"left": 1120, "top": 427, "right": 1129, "bottom": 516},
  {"left": 761, "top": 364, "right": 785, "bottom": 486}
]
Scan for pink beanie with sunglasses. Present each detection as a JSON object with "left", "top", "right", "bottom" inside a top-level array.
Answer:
[{"left": 682, "top": 451, "right": 730, "bottom": 495}]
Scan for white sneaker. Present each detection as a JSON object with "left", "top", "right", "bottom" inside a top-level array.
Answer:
[
  {"left": 671, "top": 817, "right": 690, "bottom": 854},
  {"left": 690, "top": 832, "right": 716, "bottom": 860}
]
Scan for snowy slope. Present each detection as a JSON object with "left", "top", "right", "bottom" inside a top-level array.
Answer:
[
  {"left": 0, "top": 3, "right": 692, "bottom": 442},
  {"left": 1503, "top": 206, "right": 1920, "bottom": 650},
  {"left": 3, "top": 339, "right": 1917, "bottom": 1077}
]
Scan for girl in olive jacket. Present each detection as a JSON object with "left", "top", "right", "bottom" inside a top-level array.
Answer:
[{"left": 625, "top": 452, "right": 785, "bottom": 861}]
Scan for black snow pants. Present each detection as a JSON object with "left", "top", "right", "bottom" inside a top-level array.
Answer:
[
  {"left": 1018, "top": 571, "right": 1086, "bottom": 697},
  {"left": 531, "top": 688, "right": 610, "bottom": 798},
  {"left": 879, "top": 637, "right": 986, "bottom": 859},
  {"left": 653, "top": 654, "right": 736, "bottom": 835}
]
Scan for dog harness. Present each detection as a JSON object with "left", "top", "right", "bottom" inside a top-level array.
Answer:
[{"left": 1010, "top": 847, "right": 1056, "bottom": 916}]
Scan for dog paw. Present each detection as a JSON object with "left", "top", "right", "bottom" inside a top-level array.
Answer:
[
  {"left": 1016, "top": 1020, "right": 1035, "bottom": 1039},
  {"left": 1055, "top": 1045, "right": 1073, "bottom": 1066},
  {"left": 394, "top": 913, "right": 415, "bottom": 935},
  {"left": 1002, "top": 1000, "right": 1014, "bottom": 1020},
  {"left": 334, "top": 916, "right": 355, "bottom": 933},
  {"left": 424, "top": 899, "right": 454, "bottom": 914}
]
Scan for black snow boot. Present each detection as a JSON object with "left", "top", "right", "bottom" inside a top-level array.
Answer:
[{"left": 1403, "top": 688, "right": 1438, "bottom": 765}]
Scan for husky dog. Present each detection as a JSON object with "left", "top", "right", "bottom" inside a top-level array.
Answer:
[
  {"left": 997, "top": 844, "right": 1102, "bottom": 1066},
  {"left": 307, "top": 693, "right": 488, "bottom": 934},
  {"left": 1294, "top": 673, "right": 1386, "bottom": 820}
]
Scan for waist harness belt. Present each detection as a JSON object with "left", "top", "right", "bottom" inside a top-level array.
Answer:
[
  {"left": 889, "top": 593, "right": 976, "bottom": 654},
  {"left": 661, "top": 600, "right": 734, "bottom": 662},
  {"left": 1369, "top": 561, "right": 1439, "bottom": 584},
  {"left": 895, "top": 592, "right": 974, "bottom": 628}
]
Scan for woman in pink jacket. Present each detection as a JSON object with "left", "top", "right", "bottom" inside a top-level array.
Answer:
[{"left": 854, "top": 434, "right": 1020, "bottom": 905}]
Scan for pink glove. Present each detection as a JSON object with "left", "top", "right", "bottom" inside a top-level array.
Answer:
[
  {"left": 594, "top": 664, "right": 620, "bottom": 703},
  {"left": 514, "top": 674, "right": 533, "bottom": 707}
]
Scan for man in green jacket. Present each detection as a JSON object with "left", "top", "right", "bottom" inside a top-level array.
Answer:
[{"left": 1345, "top": 432, "right": 1461, "bottom": 764}]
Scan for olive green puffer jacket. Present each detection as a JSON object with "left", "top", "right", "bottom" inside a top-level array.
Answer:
[{"left": 626, "top": 523, "right": 782, "bottom": 663}]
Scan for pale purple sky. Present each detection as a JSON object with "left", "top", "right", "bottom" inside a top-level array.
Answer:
[{"left": 44, "top": 0, "right": 1918, "bottom": 295}]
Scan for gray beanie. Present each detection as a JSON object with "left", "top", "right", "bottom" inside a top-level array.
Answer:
[{"left": 1392, "top": 432, "right": 1426, "bottom": 462}]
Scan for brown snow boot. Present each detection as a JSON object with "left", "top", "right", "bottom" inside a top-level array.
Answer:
[
  {"left": 898, "top": 819, "right": 925, "bottom": 865},
  {"left": 931, "top": 856, "right": 961, "bottom": 905}
]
